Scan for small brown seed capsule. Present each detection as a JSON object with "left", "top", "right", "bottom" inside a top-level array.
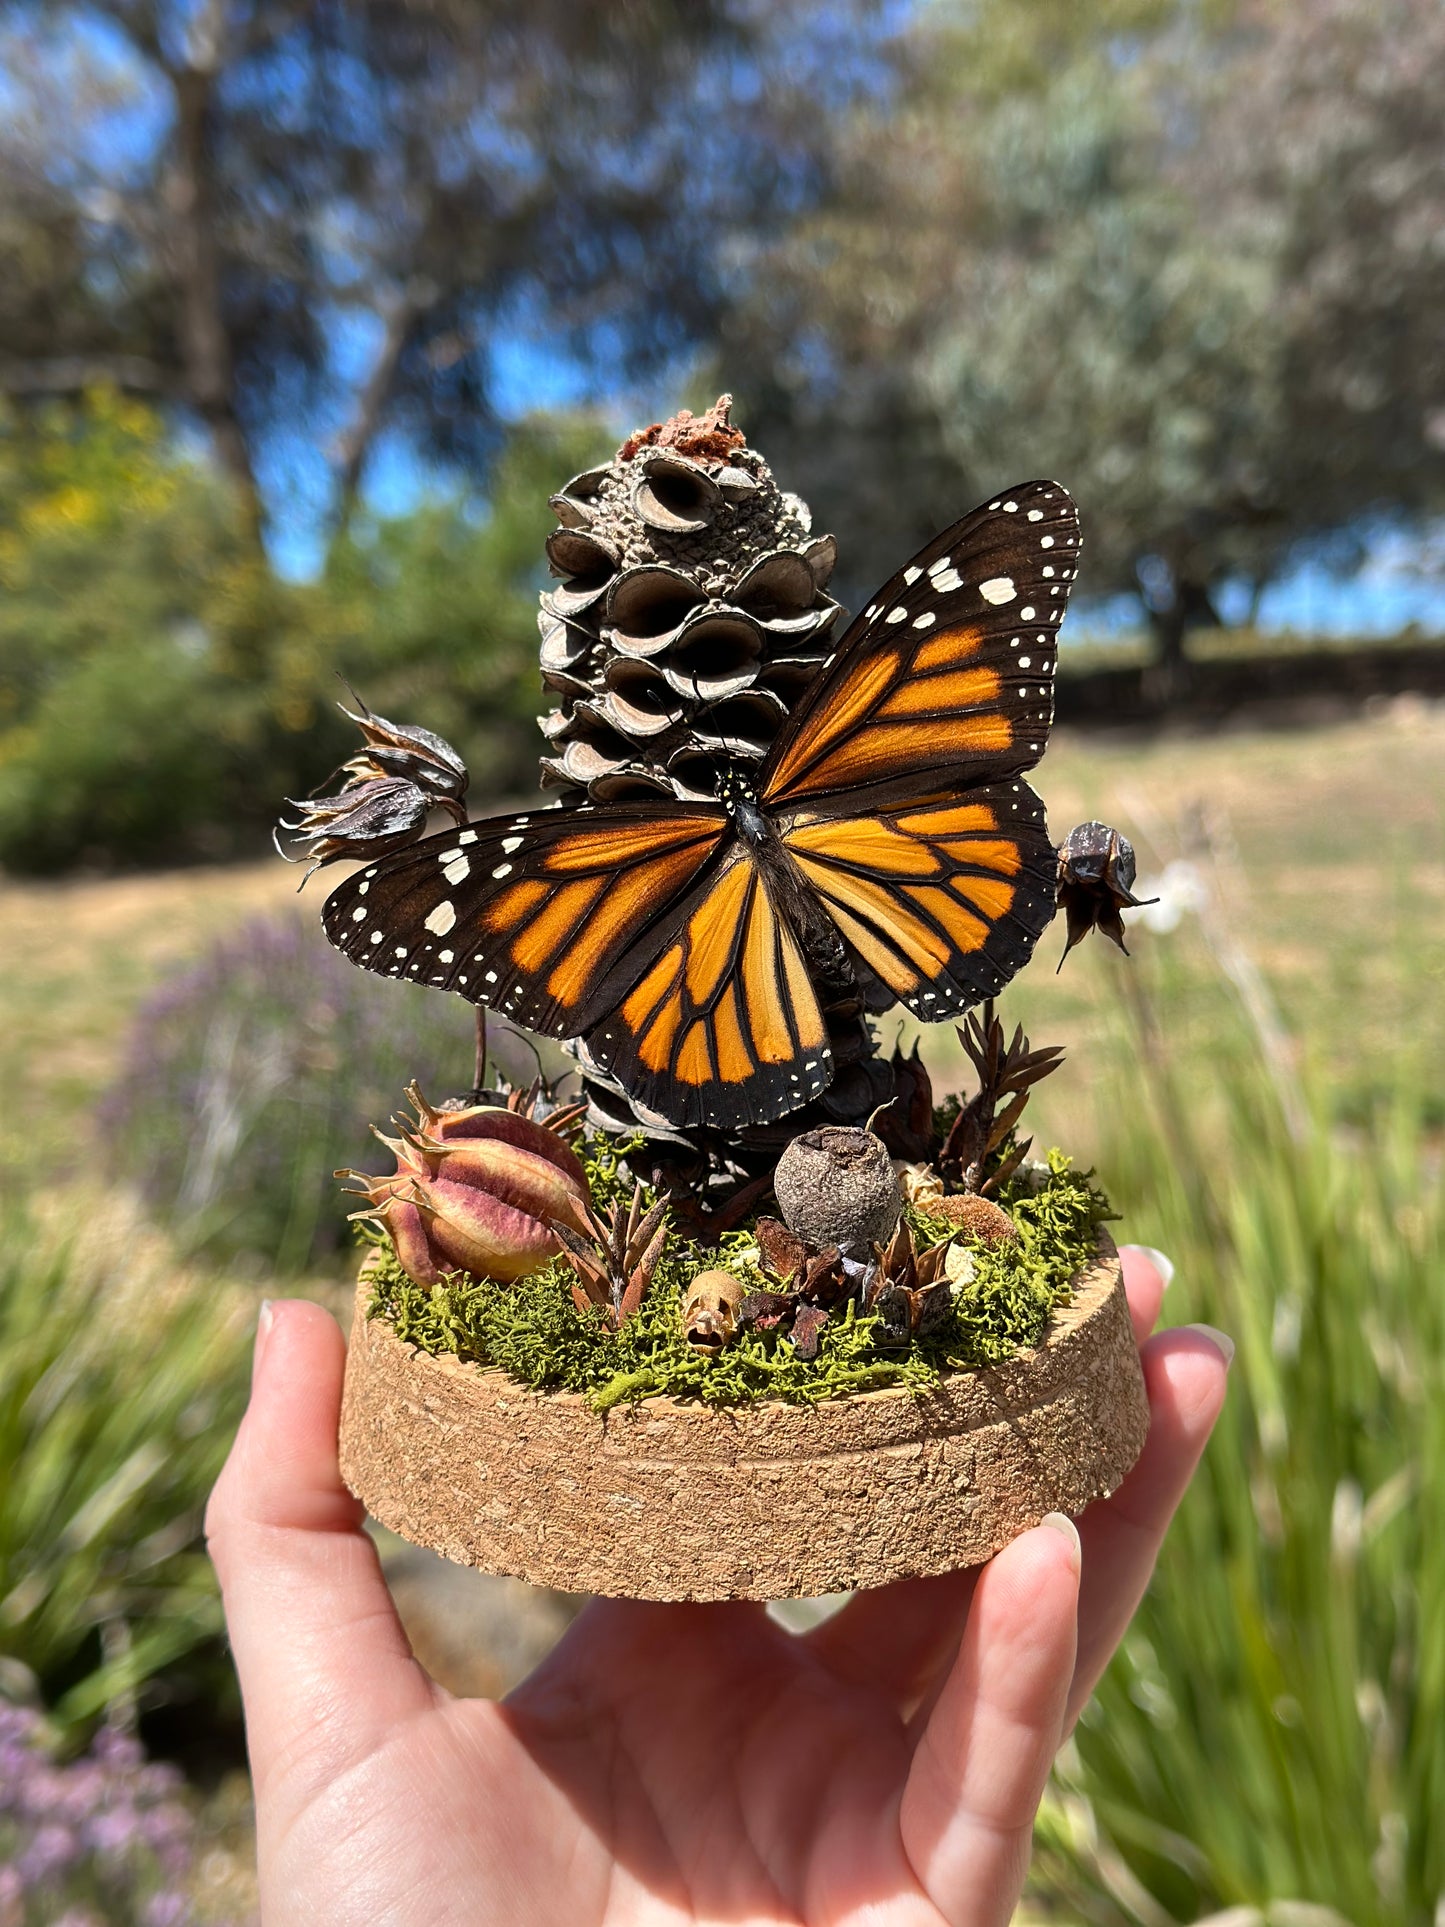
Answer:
[
  {"left": 774, "top": 1127, "right": 902, "bottom": 1252},
  {"left": 682, "top": 1270, "right": 744, "bottom": 1351},
  {"left": 934, "top": 1194, "right": 1019, "bottom": 1244}
]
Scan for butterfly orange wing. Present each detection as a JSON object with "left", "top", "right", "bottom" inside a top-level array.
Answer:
[
  {"left": 581, "top": 846, "right": 829, "bottom": 1130},
  {"left": 322, "top": 804, "right": 729, "bottom": 1039},
  {"left": 779, "top": 785, "right": 1057, "bottom": 1020},
  {"left": 760, "top": 480, "right": 1078, "bottom": 812}
]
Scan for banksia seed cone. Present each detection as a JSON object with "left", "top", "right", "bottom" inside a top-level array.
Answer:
[
  {"left": 538, "top": 395, "right": 841, "bottom": 805},
  {"left": 339, "top": 1083, "right": 590, "bottom": 1286}
]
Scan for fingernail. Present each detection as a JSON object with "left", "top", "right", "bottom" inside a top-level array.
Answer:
[
  {"left": 1183, "top": 1321, "right": 1234, "bottom": 1368},
  {"left": 1040, "top": 1511, "right": 1081, "bottom": 1568},
  {"left": 1121, "top": 1244, "right": 1175, "bottom": 1289},
  {"left": 254, "top": 1298, "right": 275, "bottom": 1368}
]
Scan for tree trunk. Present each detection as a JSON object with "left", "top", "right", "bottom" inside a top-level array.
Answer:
[
  {"left": 1145, "top": 603, "right": 1192, "bottom": 707},
  {"left": 167, "top": 63, "right": 266, "bottom": 552}
]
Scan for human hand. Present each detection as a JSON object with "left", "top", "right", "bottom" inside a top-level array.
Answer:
[{"left": 206, "top": 1247, "right": 1227, "bottom": 1926}]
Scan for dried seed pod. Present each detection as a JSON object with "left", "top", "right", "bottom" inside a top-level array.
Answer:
[
  {"left": 774, "top": 1126, "right": 902, "bottom": 1252},
  {"left": 681, "top": 1270, "right": 744, "bottom": 1351},
  {"left": 1056, "top": 821, "right": 1153, "bottom": 959},
  {"left": 934, "top": 1194, "right": 1020, "bottom": 1244},
  {"left": 895, "top": 1162, "right": 946, "bottom": 1211}
]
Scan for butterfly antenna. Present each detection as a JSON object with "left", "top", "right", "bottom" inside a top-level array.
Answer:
[{"left": 472, "top": 1006, "right": 487, "bottom": 1093}]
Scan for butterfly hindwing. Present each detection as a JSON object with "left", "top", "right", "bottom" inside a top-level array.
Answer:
[
  {"left": 321, "top": 803, "right": 728, "bottom": 1038},
  {"left": 583, "top": 848, "right": 831, "bottom": 1131},
  {"left": 761, "top": 480, "right": 1079, "bottom": 810},
  {"left": 779, "top": 783, "right": 1057, "bottom": 1021}
]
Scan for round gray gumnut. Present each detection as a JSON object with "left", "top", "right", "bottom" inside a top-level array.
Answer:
[{"left": 773, "top": 1127, "right": 902, "bottom": 1250}]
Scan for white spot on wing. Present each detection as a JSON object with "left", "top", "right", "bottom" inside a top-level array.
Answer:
[
  {"left": 502, "top": 836, "right": 523, "bottom": 854},
  {"left": 458, "top": 830, "right": 478, "bottom": 844},
  {"left": 492, "top": 863, "right": 513, "bottom": 879},
  {"left": 370, "top": 930, "right": 383, "bottom": 944},
  {"left": 351, "top": 906, "right": 367, "bottom": 923},
  {"left": 443, "top": 855, "right": 471, "bottom": 884},
  {"left": 1027, "top": 508, "right": 1043, "bottom": 521},
  {"left": 978, "top": 575, "right": 1016, "bottom": 605},
  {"left": 932, "top": 568, "right": 962, "bottom": 594},
  {"left": 1020, "top": 606, "right": 1036, "bottom": 621},
  {"left": 912, "top": 611, "right": 936, "bottom": 629},
  {"left": 904, "top": 566, "right": 922, "bottom": 584},
  {"left": 886, "top": 606, "right": 908, "bottom": 623},
  {"left": 425, "top": 900, "right": 456, "bottom": 936}
]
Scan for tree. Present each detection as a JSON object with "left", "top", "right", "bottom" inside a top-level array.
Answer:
[
  {"left": 0, "top": 0, "right": 889, "bottom": 551},
  {"left": 725, "top": 0, "right": 1445, "bottom": 676},
  {"left": 0, "top": 391, "right": 608, "bottom": 871}
]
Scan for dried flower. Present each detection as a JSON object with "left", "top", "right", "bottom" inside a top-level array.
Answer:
[
  {"left": 773, "top": 1127, "right": 902, "bottom": 1253},
  {"left": 339, "top": 1081, "right": 590, "bottom": 1285},
  {"left": 938, "top": 1002, "right": 1064, "bottom": 1195},
  {"left": 871, "top": 1042, "right": 937, "bottom": 1163},
  {"left": 551, "top": 1180, "right": 670, "bottom": 1327},
  {"left": 866, "top": 1219, "right": 958, "bottom": 1345},
  {"left": 276, "top": 691, "right": 470, "bottom": 875},
  {"left": 1055, "top": 821, "right": 1153, "bottom": 960},
  {"left": 681, "top": 1270, "right": 744, "bottom": 1351}
]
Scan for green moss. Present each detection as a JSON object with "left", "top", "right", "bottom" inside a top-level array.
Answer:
[{"left": 366, "top": 1148, "right": 1111, "bottom": 1411}]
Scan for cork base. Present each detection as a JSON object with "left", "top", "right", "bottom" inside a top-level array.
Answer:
[{"left": 339, "top": 1231, "right": 1149, "bottom": 1601}]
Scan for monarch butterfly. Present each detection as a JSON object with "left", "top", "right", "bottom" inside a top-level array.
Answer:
[{"left": 322, "top": 479, "right": 1079, "bottom": 1129}]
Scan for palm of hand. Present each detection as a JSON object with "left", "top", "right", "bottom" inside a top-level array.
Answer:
[{"left": 209, "top": 1253, "right": 1226, "bottom": 1927}]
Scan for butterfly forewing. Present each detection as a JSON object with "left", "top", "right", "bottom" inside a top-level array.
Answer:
[
  {"left": 779, "top": 783, "right": 1057, "bottom": 1020},
  {"left": 321, "top": 803, "right": 728, "bottom": 1039},
  {"left": 761, "top": 480, "right": 1079, "bottom": 811}
]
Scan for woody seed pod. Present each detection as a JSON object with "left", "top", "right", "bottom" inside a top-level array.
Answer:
[
  {"left": 774, "top": 1126, "right": 902, "bottom": 1252},
  {"left": 682, "top": 1271, "right": 744, "bottom": 1352}
]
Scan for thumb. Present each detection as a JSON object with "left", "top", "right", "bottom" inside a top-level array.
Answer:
[{"left": 206, "top": 1299, "right": 435, "bottom": 1798}]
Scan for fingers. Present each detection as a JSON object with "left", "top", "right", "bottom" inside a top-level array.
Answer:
[
  {"left": 899, "top": 1517, "right": 1081, "bottom": 1927},
  {"left": 1118, "top": 1243, "right": 1172, "bottom": 1347},
  {"left": 803, "top": 1250, "right": 1170, "bottom": 1708},
  {"left": 206, "top": 1300, "right": 435, "bottom": 1796},
  {"left": 1068, "top": 1322, "right": 1230, "bottom": 1725}
]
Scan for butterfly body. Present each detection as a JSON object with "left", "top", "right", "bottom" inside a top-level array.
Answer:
[{"left": 322, "top": 480, "right": 1081, "bottom": 1131}]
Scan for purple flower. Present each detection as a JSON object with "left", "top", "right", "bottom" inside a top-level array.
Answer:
[
  {"left": 142, "top": 1893, "right": 195, "bottom": 1927},
  {"left": 17, "top": 1819, "right": 81, "bottom": 1882}
]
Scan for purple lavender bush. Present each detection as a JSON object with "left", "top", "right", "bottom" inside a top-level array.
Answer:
[
  {"left": 0, "top": 1705, "right": 235, "bottom": 1926},
  {"left": 101, "top": 914, "right": 542, "bottom": 1273}
]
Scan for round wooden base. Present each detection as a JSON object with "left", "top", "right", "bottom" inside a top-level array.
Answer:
[{"left": 339, "top": 1231, "right": 1149, "bottom": 1601}]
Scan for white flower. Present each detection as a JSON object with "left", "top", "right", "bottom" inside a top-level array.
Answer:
[{"left": 1122, "top": 859, "right": 1208, "bottom": 935}]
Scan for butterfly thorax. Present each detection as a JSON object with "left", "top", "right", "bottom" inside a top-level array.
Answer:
[{"left": 718, "top": 763, "right": 860, "bottom": 1018}]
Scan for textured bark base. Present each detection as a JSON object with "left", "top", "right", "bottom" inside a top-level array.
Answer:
[{"left": 339, "top": 1232, "right": 1149, "bottom": 1601}]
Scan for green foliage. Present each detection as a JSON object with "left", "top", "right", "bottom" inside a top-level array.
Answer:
[
  {"left": 0, "top": 1200, "right": 250, "bottom": 1740},
  {"left": 366, "top": 1151, "right": 1109, "bottom": 1410},
  {"left": 0, "top": 394, "right": 611, "bottom": 872},
  {"left": 1027, "top": 1009, "right": 1445, "bottom": 1922}
]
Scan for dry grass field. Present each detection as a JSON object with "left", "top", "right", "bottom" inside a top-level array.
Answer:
[{"left": 2, "top": 700, "right": 1442, "bottom": 1186}]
